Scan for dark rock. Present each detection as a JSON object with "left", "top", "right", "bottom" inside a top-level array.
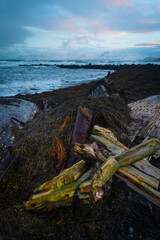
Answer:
[{"left": 0, "top": 98, "right": 39, "bottom": 179}]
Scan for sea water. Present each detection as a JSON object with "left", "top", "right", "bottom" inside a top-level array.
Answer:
[
  {"left": 1, "top": 59, "right": 159, "bottom": 97},
  {"left": 0, "top": 60, "right": 111, "bottom": 97}
]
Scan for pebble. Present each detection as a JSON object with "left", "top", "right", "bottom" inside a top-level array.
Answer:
[
  {"left": 129, "top": 234, "right": 133, "bottom": 239},
  {"left": 129, "top": 227, "right": 134, "bottom": 233}
]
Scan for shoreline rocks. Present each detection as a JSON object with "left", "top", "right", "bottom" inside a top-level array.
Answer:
[
  {"left": 56, "top": 63, "right": 160, "bottom": 71},
  {"left": 0, "top": 98, "right": 39, "bottom": 178}
]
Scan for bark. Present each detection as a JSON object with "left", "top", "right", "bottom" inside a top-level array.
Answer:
[
  {"left": 115, "top": 138, "right": 160, "bottom": 166},
  {"left": 116, "top": 169, "right": 160, "bottom": 207},
  {"left": 67, "top": 107, "right": 92, "bottom": 167}
]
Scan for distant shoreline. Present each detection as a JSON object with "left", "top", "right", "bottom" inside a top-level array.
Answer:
[
  {"left": 55, "top": 63, "right": 160, "bottom": 70},
  {"left": 18, "top": 63, "right": 160, "bottom": 70}
]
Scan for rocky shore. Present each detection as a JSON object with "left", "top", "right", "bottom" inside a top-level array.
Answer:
[
  {"left": 0, "top": 67, "right": 160, "bottom": 239},
  {"left": 56, "top": 63, "right": 160, "bottom": 71},
  {"left": 19, "top": 63, "right": 160, "bottom": 71}
]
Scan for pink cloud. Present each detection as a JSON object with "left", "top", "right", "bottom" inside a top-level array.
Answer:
[
  {"left": 99, "top": 0, "right": 134, "bottom": 8},
  {"left": 135, "top": 42, "right": 160, "bottom": 47},
  {"left": 91, "top": 20, "right": 101, "bottom": 26},
  {"left": 59, "top": 18, "right": 86, "bottom": 34},
  {"left": 142, "top": 20, "right": 159, "bottom": 24}
]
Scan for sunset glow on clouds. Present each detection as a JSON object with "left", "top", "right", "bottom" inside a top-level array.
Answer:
[
  {"left": 0, "top": 0, "right": 160, "bottom": 59},
  {"left": 99, "top": 0, "right": 134, "bottom": 8}
]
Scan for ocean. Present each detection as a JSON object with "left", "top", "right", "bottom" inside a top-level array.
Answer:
[{"left": 0, "top": 59, "right": 159, "bottom": 97}]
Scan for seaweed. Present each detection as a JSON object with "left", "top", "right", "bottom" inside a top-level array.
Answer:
[{"left": 0, "top": 69, "right": 160, "bottom": 239}]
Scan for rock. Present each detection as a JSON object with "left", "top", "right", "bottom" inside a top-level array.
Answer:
[
  {"left": 0, "top": 97, "right": 39, "bottom": 179},
  {"left": 129, "top": 227, "right": 134, "bottom": 233}
]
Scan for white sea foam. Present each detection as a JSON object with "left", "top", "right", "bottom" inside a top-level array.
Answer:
[
  {"left": 0, "top": 60, "right": 111, "bottom": 97},
  {"left": 0, "top": 59, "right": 159, "bottom": 97}
]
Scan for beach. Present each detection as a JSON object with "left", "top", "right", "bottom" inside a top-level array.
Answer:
[
  {"left": 1, "top": 0, "right": 160, "bottom": 238},
  {"left": 0, "top": 66, "right": 160, "bottom": 239}
]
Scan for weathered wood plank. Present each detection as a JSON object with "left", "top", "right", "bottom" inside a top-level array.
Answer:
[{"left": 128, "top": 95, "right": 160, "bottom": 142}]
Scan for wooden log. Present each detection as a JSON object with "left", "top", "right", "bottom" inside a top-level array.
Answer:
[
  {"left": 115, "top": 138, "right": 160, "bottom": 166},
  {"left": 95, "top": 150, "right": 109, "bottom": 163},
  {"left": 72, "top": 143, "right": 120, "bottom": 191},
  {"left": 71, "top": 143, "right": 97, "bottom": 161},
  {"left": 119, "top": 165, "right": 159, "bottom": 190},
  {"left": 24, "top": 178, "right": 89, "bottom": 211},
  {"left": 91, "top": 125, "right": 160, "bottom": 180},
  {"left": 92, "top": 156, "right": 119, "bottom": 191},
  {"left": 24, "top": 164, "right": 106, "bottom": 211},
  {"left": 133, "top": 159, "right": 160, "bottom": 180},
  {"left": 24, "top": 154, "right": 118, "bottom": 211},
  {"left": 90, "top": 134, "right": 123, "bottom": 155},
  {"left": 33, "top": 160, "right": 87, "bottom": 194},
  {"left": 72, "top": 142, "right": 110, "bottom": 163},
  {"left": 67, "top": 106, "right": 92, "bottom": 167},
  {"left": 24, "top": 166, "right": 92, "bottom": 211},
  {"left": 116, "top": 168, "right": 160, "bottom": 207},
  {"left": 25, "top": 127, "right": 160, "bottom": 211},
  {"left": 24, "top": 153, "right": 119, "bottom": 211},
  {"left": 91, "top": 133, "right": 160, "bottom": 167},
  {"left": 72, "top": 140, "right": 160, "bottom": 190},
  {"left": 91, "top": 127, "right": 160, "bottom": 204},
  {"left": 92, "top": 125, "right": 127, "bottom": 152}
]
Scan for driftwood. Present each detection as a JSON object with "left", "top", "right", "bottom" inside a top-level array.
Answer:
[
  {"left": 24, "top": 125, "right": 160, "bottom": 211},
  {"left": 23, "top": 90, "right": 160, "bottom": 211},
  {"left": 91, "top": 125, "right": 160, "bottom": 181},
  {"left": 128, "top": 95, "right": 160, "bottom": 142},
  {"left": 67, "top": 106, "right": 92, "bottom": 167}
]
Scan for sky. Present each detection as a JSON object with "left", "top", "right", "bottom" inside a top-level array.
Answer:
[{"left": 0, "top": 0, "right": 160, "bottom": 60}]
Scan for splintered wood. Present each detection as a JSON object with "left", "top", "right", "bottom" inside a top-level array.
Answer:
[
  {"left": 24, "top": 94, "right": 160, "bottom": 211},
  {"left": 24, "top": 121, "right": 160, "bottom": 211},
  {"left": 128, "top": 95, "right": 160, "bottom": 142}
]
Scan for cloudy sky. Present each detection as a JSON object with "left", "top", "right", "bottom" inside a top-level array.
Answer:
[{"left": 0, "top": 0, "right": 160, "bottom": 59}]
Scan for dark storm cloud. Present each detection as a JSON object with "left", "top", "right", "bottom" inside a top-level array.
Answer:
[
  {"left": 0, "top": 0, "right": 160, "bottom": 47},
  {"left": 0, "top": 0, "right": 56, "bottom": 47},
  {"left": 0, "top": 0, "right": 100, "bottom": 46},
  {"left": 0, "top": 0, "right": 160, "bottom": 58}
]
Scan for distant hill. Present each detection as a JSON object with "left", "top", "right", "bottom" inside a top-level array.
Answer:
[{"left": 143, "top": 57, "right": 160, "bottom": 62}]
